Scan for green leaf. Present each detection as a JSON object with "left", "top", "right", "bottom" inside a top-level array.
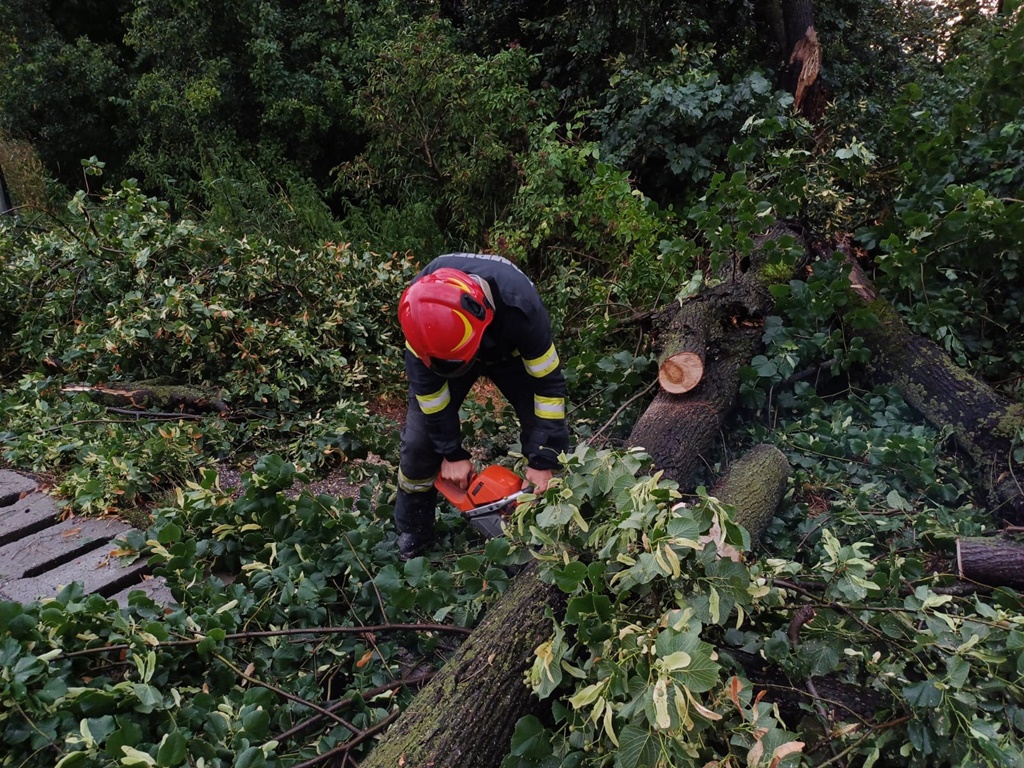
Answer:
[
  {"left": 566, "top": 593, "right": 614, "bottom": 623},
  {"left": 508, "top": 715, "right": 552, "bottom": 759},
  {"left": 373, "top": 565, "right": 401, "bottom": 593},
  {"left": 484, "top": 536, "right": 510, "bottom": 562},
  {"left": 655, "top": 631, "right": 720, "bottom": 693},
  {"left": 156, "top": 730, "right": 188, "bottom": 766},
  {"left": 904, "top": 679, "right": 942, "bottom": 708},
  {"left": 120, "top": 745, "right": 157, "bottom": 767},
  {"left": 234, "top": 746, "right": 267, "bottom": 768},
  {"left": 156, "top": 523, "right": 182, "bottom": 544},
  {"left": 614, "top": 725, "right": 660, "bottom": 768},
  {"left": 554, "top": 561, "right": 588, "bottom": 593},
  {"left": 84, "top": 715, "right": 117, "bottom": 745},
  {"left": 797, "top": 640, "right": 841, "bottom": 677},
  {"left": 55, "top": 753, "right": 89, "bottom": 768},
  {"left": 132, "top": 683, "right": 164, "bottom": 713}
]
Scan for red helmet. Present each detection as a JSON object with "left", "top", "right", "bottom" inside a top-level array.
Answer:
[{"left": 398, "top": 267, "right": 493, "bottom": 377}]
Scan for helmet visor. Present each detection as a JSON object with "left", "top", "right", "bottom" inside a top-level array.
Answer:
[{"left": 429, "top": 357, "right": 475, "bottom": 378}]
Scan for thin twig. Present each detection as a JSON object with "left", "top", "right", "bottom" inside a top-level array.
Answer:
[
  {"left": 106, "top": 407, "right": 208, "bottom": 420},
  {"left": 289, "top": 710, "right": 400, "bottom": 768},
  {"left": 814, "top": 717, "right": 911, "bottom": 767},
  {"left": 787, "top": 606, "right": 843, "bottom": 764},
  {"left": 274, "top": 671, "right": 434, "bottom": 744},
  {"left": 215, "top": 653, "right": 362, "bottom": 736},
  {"left": 590, "top": 378, "right": 657, "bottom": 442},
  {"left": 60, "top": 623, "right": 471, "bottom": 659}
]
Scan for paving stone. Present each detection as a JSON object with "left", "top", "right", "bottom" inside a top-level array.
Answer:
[
  {"left": 0, "top": 545, "right": 149, "bottom": 604},
  {"left": 0, "top": 518, "right": 132, "bottom": 581},
  {"left": 0, "top": 493, "right": 60, "bottom": 547},
  {"left": 0, "top": 470, "right": 172, "bottom": 609},
  {"left": 0, "top": 470, "right": 39, "bottom": 507}
]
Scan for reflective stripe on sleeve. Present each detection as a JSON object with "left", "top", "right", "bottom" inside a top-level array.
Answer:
[
  {"left": 415, "top": 383, "right": 451, "bottom": 415},
  {"left": 398, "top": 469, "right": 436, "bottom": 493},
  {"left": 523, "top": 344, "right": 560, "bottom": 378},
  {"left": 534, "top": 395, "right": 566, "bottom": 420}
]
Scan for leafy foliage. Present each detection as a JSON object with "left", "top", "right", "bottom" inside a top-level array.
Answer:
[
  {"left": 0, "top": 458, "right": 520, "bottom": 767},
  {"left": 857, "top": 15, "right": 1024, "bottom": 392},
  {"left": 0, "top": 178, "right": 413, "bottom": 402},
  {"left": 339, "top": 16, "right": 543, "bottom": 247},
  {"left": 4, "top": 3, "right": 1024, "bottom": 768}
]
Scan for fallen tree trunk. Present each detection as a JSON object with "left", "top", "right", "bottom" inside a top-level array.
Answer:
[
  {"left": 957, "top": 536, "right": 1024, "bottom": 589},
  {"left": 361, "top": 443, "right": 790, "bottom": 768},
  {"left": 358, "top": 561, "right": 563, "bottom": 768},
  {"left": 845, "top": 261, "right": 1024, "bottom": 524}
]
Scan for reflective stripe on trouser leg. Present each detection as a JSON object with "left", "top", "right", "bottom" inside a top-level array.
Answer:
[
  {"left": 398, "top": 468, "right": 436, "bottom": 494},
  {"left": 534, "top": 395, "right": 565, "bottom": 420},
  {"left": 394, "top": 487, "right": 438, "bottom": 535}
]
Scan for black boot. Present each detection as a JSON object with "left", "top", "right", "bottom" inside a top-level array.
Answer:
[
  {"left": 394, "top": 488, "right": 437, "bottom": 560},
  {"left": 398, "top": 530, "right": 435, "bottom": 561}
]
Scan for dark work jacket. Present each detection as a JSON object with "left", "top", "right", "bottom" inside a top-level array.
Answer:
[{"left": 405, "top": 253, "right": 569, "bottom": 470}]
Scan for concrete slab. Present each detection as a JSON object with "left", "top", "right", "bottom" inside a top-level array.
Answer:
[
  {"left": 0, "top": 517, "right": 132, "bottom": 581},
  {"left": 0, "top": 470, "right": 39, "bottom": 507},
  {"left": 0, "top": 493, "right": 61, "bottom": 547},
  {"left": 0, "top": 545, "right": 149, "bottom": 604}
]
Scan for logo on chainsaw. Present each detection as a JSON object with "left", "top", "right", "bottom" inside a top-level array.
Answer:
[{"left": 435, "top": 465, "right": 524, "bottom": 538}]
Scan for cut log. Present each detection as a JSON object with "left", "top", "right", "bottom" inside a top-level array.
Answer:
[
  {"left": 957, "top": 536, "right": 1024, "bottom": 589},
  {"left": 845, "top": 261, "right": 1024, "bottom": 524},
  {"left": 709, "top": 443, "right": 791, "bottom": 545},
  {"left": 659, "top": 351, "right": 704, "bottom": 394}
]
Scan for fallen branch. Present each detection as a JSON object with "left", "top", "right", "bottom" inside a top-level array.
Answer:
[{"left": 59, "top": 622, "right": 472, "bottom": 659}]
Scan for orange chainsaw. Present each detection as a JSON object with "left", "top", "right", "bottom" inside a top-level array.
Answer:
[{"left": 434, "top": 465, "right": 525, "bottom": 538}]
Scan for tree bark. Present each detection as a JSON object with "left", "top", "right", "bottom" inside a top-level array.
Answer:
[
  {"left": 0, "top": 163, "right": 12, "bottom": 214},
  {"left": 957, "top": 537, "right": 1024, "bottom": 589},
  {"left": 710, "top": 443, "right": 790, "bottom": 545},
  {"left": 358, "top": 561, "right": 563, "bottom": 768},
  {"left": 846, "top": 262, "right": 1024, "bottom": 524}
]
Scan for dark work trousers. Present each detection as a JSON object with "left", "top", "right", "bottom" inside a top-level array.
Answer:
[{"left": 394, "top": 357, "right": 546, "bottom": 537}]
